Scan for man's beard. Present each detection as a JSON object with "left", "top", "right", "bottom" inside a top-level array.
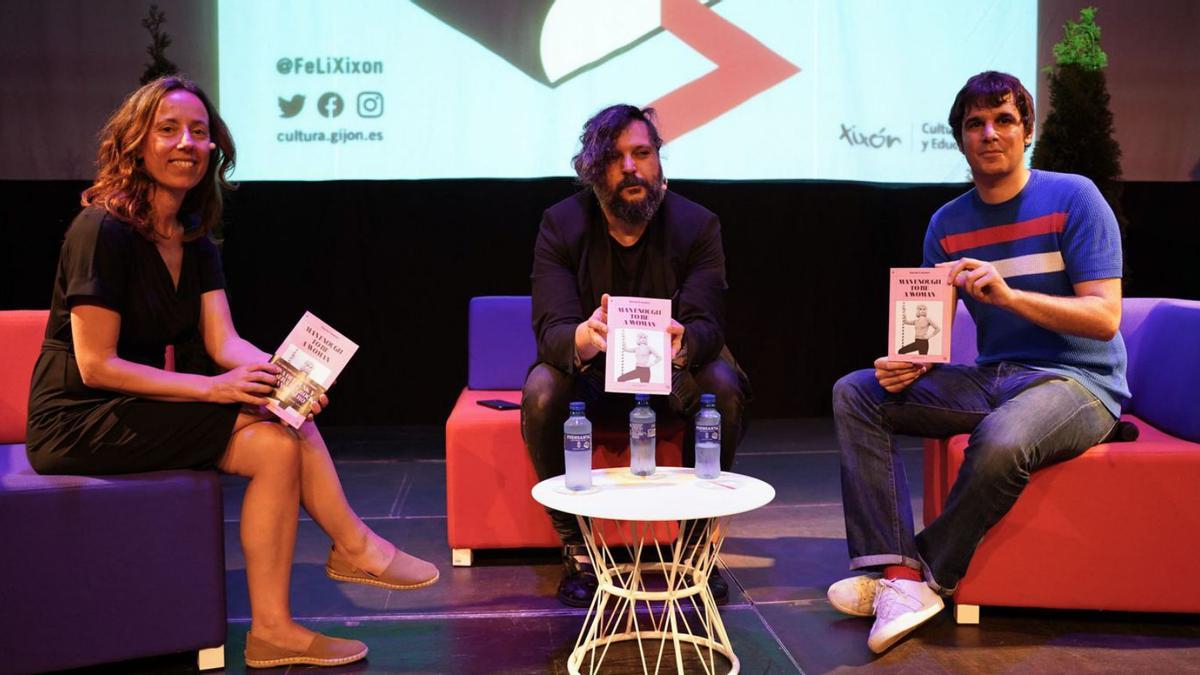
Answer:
[{"left": 599, "top": 174, "right": 666, "bottom": 225}]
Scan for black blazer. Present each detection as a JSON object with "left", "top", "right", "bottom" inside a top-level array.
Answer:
[{"left": 530, "top": 189, "right": 728, "bottom": 373}]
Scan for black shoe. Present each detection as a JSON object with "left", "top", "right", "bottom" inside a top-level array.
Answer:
[
  {"left": 557, "top": 544, "right": 598, "bottom": 608},
  {"left": 708, "top": 567, "right": 729, "bottom": 605}
]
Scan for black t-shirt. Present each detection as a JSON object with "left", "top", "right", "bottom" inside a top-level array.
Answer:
[
  {"left": 608, "top": 217, "right": 660, "bottom": 298},
  {"left": 28, "top": 207, "right": 226, "bottom": 418}
]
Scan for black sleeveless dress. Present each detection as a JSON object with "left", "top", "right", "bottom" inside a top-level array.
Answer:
[{"left": 26, "top": 207, "right": 240, "bottom": 475}]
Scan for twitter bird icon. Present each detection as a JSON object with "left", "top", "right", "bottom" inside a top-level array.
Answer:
[{"left": 278, "top": 95, "right": 305, "bottom": 118}]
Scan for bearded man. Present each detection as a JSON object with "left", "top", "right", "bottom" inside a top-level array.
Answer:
[{"left": 520, "top": 104, "right": 751, "bottom": 607}]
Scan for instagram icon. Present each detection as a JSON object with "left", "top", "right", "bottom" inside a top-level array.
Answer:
[{"left": 357, "top": 92, "right": 384, "bottom": 118}]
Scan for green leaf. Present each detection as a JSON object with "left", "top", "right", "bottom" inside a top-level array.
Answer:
[{"left": 1050, "top": 6, "right": 1109, "bottom": 71}]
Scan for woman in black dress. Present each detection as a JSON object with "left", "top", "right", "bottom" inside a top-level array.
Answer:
[{"left": 25, "top": 77, "right": 435, "bottom": 669}]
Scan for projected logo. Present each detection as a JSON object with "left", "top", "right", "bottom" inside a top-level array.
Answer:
[
  {"left": 413, "top": 0, "right": 799, "bottom": 142},
  {"left": 357, "top": 92, "right": 384, "bottom": 118},
  {"left": 279, "top": 94, "right": 305, "bottom": 118},
  {"left": 317, "top": 92, "right": 344, "bottom": 118}
]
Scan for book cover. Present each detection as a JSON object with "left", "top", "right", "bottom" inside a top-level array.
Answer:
[
  {"left": 265, "top": 312, "right": 359, "bottom": 428},
  {"left": 604, "top": 296, "right": 672, "bottom": 395},
  {"left": 888, "top": 268, "right": 955, "bottom": 363}
]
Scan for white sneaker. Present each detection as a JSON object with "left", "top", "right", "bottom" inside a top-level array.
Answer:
[
  {"left": 827, "top": 574, "right": 880, "bottom": 617},
  {"left": 867, "top": 578, "right": 944, "bottom": 654}
]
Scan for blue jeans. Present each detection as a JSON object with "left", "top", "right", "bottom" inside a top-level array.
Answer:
[{"left": 832, "top": 362, "right": 1116, "bottom": 594}]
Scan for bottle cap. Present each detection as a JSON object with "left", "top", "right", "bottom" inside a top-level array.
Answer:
[
  {"left": 700, "top": 393, "right": 716, "bottom": 405},
  {"left": 569, "top": 401, "right": 585, "bottom": 413},
  {"left": 634, "top": 393, "right": 650, "bottom": 402}
]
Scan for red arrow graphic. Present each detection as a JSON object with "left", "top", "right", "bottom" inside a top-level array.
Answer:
[{"left": 648, "top": 0, "right": 801, "bottom": 143}]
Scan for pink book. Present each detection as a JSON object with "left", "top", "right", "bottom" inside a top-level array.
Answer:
[
  {"left": 604, "top": 296, "right": 672, "bottom": 395},
  {"left": 888, "top": 268, "right": 955, "bottom": 364},
  {"left": 265, "top": 312, "right": 359, "bottom": 428}
]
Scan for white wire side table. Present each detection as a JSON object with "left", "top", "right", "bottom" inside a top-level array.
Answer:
[{"left": 533, "top": 467, "right": 775, "bottom": 674}]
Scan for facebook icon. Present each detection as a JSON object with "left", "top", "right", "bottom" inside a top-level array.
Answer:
[{"left": 317, "top": 92, "right": 344, "bottom": 118}]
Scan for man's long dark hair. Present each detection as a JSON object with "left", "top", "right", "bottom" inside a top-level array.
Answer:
[{"left": 571, "top": 104, "right": 664, "bottom": 189}]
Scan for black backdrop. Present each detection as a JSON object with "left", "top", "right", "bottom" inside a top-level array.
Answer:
[{"left": 4, "top": 179, "right": 1198, "bottom": 425}]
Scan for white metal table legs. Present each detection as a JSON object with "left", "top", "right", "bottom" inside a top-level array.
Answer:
[{"left": 568, "top": 516, "right": 738, "bottom": 674}]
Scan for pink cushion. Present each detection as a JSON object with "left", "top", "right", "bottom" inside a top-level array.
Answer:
[{"left": 0, "top": 310, "right": 49, "bottom": 444}]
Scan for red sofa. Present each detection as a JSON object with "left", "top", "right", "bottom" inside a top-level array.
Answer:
[
  {"left": 923, "top": 298, "right": 1200, "bottom": 623},
  {"left": 445, "top": 297, "right": 682, "bottom": 566},
  {"left": 0, "top": 310, "right": 227, "bottom": 672}
]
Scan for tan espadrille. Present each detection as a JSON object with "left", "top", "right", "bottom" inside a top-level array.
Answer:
[
  {"left": 325, "top": 545, "right": 440, "bottom": 590},
  {"left": 244, "top": 632, "right": 368, "bottom": 669}
]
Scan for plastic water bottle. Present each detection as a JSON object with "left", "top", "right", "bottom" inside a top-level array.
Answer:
[
  {"left": 694, "top": 393, "right": 722, "bottom": 479},
  {"left": 563, "top": 401, "right": 593, "bottom": 491},
  {"left": 629, "top": 394, "right": 656, "bottom": 477}
]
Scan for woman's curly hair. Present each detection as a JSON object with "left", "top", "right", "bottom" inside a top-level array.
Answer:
[{"left": 81, "top": 76, "right": 236, "bottom": 240}]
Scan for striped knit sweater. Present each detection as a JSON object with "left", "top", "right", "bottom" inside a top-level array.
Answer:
[{"left": 923, "top": 169, "right": 1129, "bottom": 416}]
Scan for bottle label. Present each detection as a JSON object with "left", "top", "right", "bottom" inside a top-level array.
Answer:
[
  {"left": 630, "top": 423, "right": 655, "bottom": 441},
  {"left": 696, "top": 423, "right": 720, "bottom": 444},
  {"left": 565, "top": 433, "right": 591, "bottom": 452}
]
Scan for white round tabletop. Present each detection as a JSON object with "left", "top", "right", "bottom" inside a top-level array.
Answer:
[{"left": 532, "top": 467, "right": 775, "bottom": 521}]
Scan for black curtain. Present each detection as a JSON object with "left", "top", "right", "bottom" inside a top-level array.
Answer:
[{"left": 5, "top": 179, "right": 1198, "bottom": 425}]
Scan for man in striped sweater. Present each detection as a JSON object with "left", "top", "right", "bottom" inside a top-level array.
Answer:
[{"left": 828, "top": 71, "right": 1127, "bottom": 654}]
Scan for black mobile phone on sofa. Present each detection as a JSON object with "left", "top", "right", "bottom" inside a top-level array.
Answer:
[{"left": 476, "top": 399, "right": 520, "bottom": 411}]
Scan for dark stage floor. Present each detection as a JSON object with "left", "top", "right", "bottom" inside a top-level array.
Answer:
[{"left": 87, "top": 419, "right": 1199, "bottom": 674}]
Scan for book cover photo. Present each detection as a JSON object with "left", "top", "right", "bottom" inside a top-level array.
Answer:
[
  {"left": 266, "top": 312, "right": 359, "bottom": 429},
  {"left": 604, "top": 296, "right": 672, "bottom": 395},
  {"left": 888, "top": 268, "right": 956, "bottom": 364}
]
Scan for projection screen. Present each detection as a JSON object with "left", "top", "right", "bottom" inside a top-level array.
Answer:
[{"left": 217, "top": 0, "right": 1037, "bottom": 182}]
